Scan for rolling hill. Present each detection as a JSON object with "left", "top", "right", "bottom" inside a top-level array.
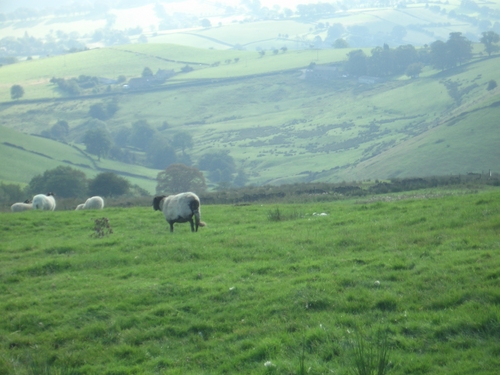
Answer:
[
  {"left": 0, "top": 42, "right": 499, "bottom": 191},
  {"left": 0, "top": 126, "right": 158, "bottom": 192}
]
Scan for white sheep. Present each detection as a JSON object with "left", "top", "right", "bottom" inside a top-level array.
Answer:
[
  {"left": 75, "top": 196, "right": 104, "bottom": 210},
  {"left": 11, "top": 199, "right": 33, "bottom": 212},
  {"left": 32, "top": 192, "right": 56, "bottom": 211},
  {"left": 153, "top": 192, "right": 206, "bottom": 232}
]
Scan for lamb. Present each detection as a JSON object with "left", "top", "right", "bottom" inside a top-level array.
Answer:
[
  {"left": 32, "top": 192, "right": 56, "bottom": 211},
  {"left": 75, "top": 196, "right": 104, "bottom": 210},
  {"left": 11, "top": 199, "right": 33, "bottom": 212},
  {"left": 153, "top": 192, "right": 206, "bottom": 232}
]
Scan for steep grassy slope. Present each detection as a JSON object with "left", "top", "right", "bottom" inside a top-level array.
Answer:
[
  {"left": 1, "top": 188, "right": 500, "bottom": 374},
  {"left": 0, "top": 126, "right": 158, "bottom": 192}
]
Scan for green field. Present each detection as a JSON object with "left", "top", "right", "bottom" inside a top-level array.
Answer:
[
  {"left": 0, "top": 126, "right": 158, "bottom": 192},
  {"left": 1, "top": 187, "right": 500, "bottom": 374}
]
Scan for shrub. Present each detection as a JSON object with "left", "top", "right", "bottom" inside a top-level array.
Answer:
[{"left": 88, "top": 173, "right": 130, "bottom": 197}]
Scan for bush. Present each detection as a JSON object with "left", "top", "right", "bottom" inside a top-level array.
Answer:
[
  {"left": 88, "top": 173, "right": 130, "bottom": 197},
  {"left": 27, "top": 166, "right": 88, "bottom": 198},
  {"left": 0, "top": 183, "right": 25, "bottom": 204}
]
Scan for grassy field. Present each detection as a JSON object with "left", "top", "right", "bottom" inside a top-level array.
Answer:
[
  {"left": 0, "top": 126, "right": 158, "bottom": 192},
  {"left": 1, "top": 187, "right": 500, "bottom": 374}
]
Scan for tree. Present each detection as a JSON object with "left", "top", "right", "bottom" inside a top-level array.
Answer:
[
  {"left": 146, "top": 138, "right": 177, "bottom": 169},
  {"left": 10, "top": 84, "right": 24, "bottom": 100},
  {"left": 368, "top": 45, "right": 393, "bottom": 76},
  {"left": 172, "top": 132, "right": 193, "bottom": 154},
  {"left": 142, "top": 67, "right": 153, "bottom": 77},
  {"left": 480, "top": 31, "right": 500, "bottom": 57},
  {"left": 113, "top": 127, "right": 131, "bottom": 147},
  {"left": 233, "top": 169, "right": 249, "bottom": 187},
  {"left": 333, "top": 38, "right": 349, "bottom": 48},
  {"left": 430, "top": 40, "right": 450, "bottom": 70},
  {"left": 405, "top": 62, "right": 424, "bottom": 78},
  {"left": 325, "top": 23, "right": 345, "bottom": 44},
  {"left": 0, "top": 182, "right": 25, "bottom": 204},
  {"left": 393, "top": 44, "right": 418, "bottom": 74},
  {"left": 129, "top": 120, "right": 155, "bottom": 150},
  {"left": 27, "top": 166, "right": 88, "bottom": 198},
  {"left": 200, "top": 18, "right": 211, "bottom": 28},
  {"left": 156, "top": 164, "right": 206, "bottom": 195},
  {"left": 391, "top": 25, "right": 407, "bottom": 41},
  {"left": 83, "top": 128, "right": 112, "bottom": 161},
  {"left": 88, "top": 172, "right": 130, "bottom": 197},
  {"left": 487, "top": 80, "right": 497, "bottom": 91},
  {"left": 346, "top": 49, "right": 367, "bottom": 76},
  {"left": 89, "top": 103, "right": 107, "bottom": 120},
  {"left": 446, "top": 32, "right": 472, "bottom": 67},
  {"left": 49, "top": 120, "right": 69, "bottom": 141},
  {"left": 198, "top": 150, "right": 236, "bottom": 183},
  {"left": 89, "top": 101, "right": 119, "bottom": 120}
]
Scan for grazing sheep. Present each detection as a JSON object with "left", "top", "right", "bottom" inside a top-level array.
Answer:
[
  {"left": 75, "top": 196, "right": 104, "bottom": 210},
  {"left": 153, "top": 192, "right": 206, "bottom": 232},
  {"left": 11, "top": 199, "right": 33, "bottom": 212},
  {"left": 32, "top": 192, "right": 56, "bottom": 211}
]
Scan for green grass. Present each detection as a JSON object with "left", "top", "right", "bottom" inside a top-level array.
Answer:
[
  {"left": 1, "top": 188, "right": 500, "bottom": 374},
  {"left": 0, "top": 126, "right": 158, "bottom": 193}
]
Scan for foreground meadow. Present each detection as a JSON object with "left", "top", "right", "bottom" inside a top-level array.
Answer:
[{"left": 1, "top": 189, "right": 500, "bottom": 374}]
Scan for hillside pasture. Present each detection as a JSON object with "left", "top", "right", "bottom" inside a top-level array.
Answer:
[
  {"left": 1, "top": 189, "right": 500, "bottom": 374},
  {"left": 1, "top": 42, "right": 499, "bottom": 187},
  {"left": 0, "top": 126, "right": 158, "bottom": 193}
]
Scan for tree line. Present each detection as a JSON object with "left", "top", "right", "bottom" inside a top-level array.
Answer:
[
  {"left": 0, "top": 166, "right": 142, "bottom": 206},
  {"left": 343, "top": 31, "right": 499, "bottom": 78}
]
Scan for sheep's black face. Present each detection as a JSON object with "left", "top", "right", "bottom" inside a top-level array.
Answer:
[{"left": 152, "top": 196, "right": 166, "bottom": 211}]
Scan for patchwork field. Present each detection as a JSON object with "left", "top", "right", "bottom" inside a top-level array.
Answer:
[
  {"left": 1, "top": 31, "right": 500, "bottom": 189},
  {"left": 1, "top": 187, "right": 500, "bottom": 374}
]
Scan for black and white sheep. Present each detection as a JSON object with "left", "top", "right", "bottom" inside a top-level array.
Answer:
[
  {"left": 32, "top": 192, "right": 56, "bottom": 211},
  {"left": 75, "top": 196, "right": 104, "bottom": 210},
  {"left": 153, "top": 192, "right": 206, "bottom": 232},
  {"left": 11, "top": 199, "right": 33, "bottom": 212}
]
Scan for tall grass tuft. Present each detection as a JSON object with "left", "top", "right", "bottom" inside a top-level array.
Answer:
[
  {"left": 92, "top": 217, "right": 113, "bottom": 237},
  {"left": 267, "top": 207, "right": 301, "bottom": 221},
  {"left": 351, "top": 329, "right": 391, "bottom": 375}
]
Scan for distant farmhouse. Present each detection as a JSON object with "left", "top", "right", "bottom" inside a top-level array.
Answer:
[
  {"left": 300, "top": 64, "right": 341, "bottom": 81},
  {"left": 127, "top": 69, "right": 175, "bottom": 90},
  {"left": 300, "top": 65, "right": 340, "bottom": 81}
]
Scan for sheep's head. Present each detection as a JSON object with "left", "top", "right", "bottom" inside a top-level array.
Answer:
[
  {"left": 24, "top": 199, "right": 32, "bottom": 203},
  {"left": 46, "top": 192, "right": 55, "bottom": 196},
  {"left": 152, "top": 195, "right": 166, "bottom": 211}
]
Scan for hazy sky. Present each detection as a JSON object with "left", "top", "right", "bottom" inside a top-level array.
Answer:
[{"left": 0, "top": 0, "right": 316, "bottom": 14}]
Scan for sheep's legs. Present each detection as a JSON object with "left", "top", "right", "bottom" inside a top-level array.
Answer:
[
  {"left": 168, "top": 221, "right": 174, "bottom": 232},
  {"left": 189, "top": 218, "right": 195, "bottom": 232}
]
